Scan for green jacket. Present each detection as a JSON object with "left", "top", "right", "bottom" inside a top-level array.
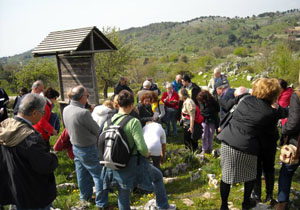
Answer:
[{"left": 104, "top": 113, "right": 148, "bottom": 156}]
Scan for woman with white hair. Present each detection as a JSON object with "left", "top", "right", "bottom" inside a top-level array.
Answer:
[{"left": 161, "top": 82, "right": 179, "bottom": 137}]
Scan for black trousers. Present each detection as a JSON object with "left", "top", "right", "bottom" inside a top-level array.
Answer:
[
  {"left": 150, "top": 155, "right": 161, "bottom": 170},
  {"left": 183, "top": 128, "right": 198, "bottom": 152},
  {"left": 253, "top": 144, "right": 277, "bottom": 197}
]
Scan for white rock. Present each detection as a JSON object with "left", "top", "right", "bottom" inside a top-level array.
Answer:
[
  {"left": 182, "top": 198, "right": 194, "bottom": 206},
  {"left": 163, "top": 177, "right": 179, "bottom": 184},
  {"left": 56, "top": 183, "right": 76, "bottom": 190},
  {"left": 198, "top": 71, "right": 203, "bottom": 76},
  {"left": 247, "top": 75, "right": 253, "bottom": 81}
]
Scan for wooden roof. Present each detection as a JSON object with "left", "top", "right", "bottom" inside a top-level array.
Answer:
[{"left": 32, "top": 26, "right": 117, "bottom": 57}]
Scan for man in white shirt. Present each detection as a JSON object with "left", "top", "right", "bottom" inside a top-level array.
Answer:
[{"left": 143, "top": 121, "right": 166, "bottom": 169}]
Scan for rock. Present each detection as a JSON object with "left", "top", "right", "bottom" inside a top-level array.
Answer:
[
  {"left": 195, "top": 154, "right": 205, "bottom": 164},
  {"left": 247, "top": 75, "right": 253, "bottom": 81},
  {"left": 176, "top": 163, "right": 189, "bottom": 173},
  {"left": 130, "top": 206, "right": 144, "bottom": 210},
  {"left": 163, "top": 177, "right": 178, "bottom": 184},
  {"left": 182, "top": 198, "right": 194, "bottom": 206},
  {"left": 143, "top": 199, "right": 156, "bottom": 210},
  {"left": 164, "top": 169, "right": 170, "bottom": 177},
  {"left": 251, "top": 203, "right": 270, "bottom": 210},
  {"left": 56, "top": 183, "right": 76, "bottom": 190},
  {"left": 202, "top": 192, "right": 213, "bottom": 199},
  {"left": 203, "top": 75, "right": 207, "bottom": 79},
  {"left": 171, "top": 168, "right": 179, "bottom": 175},
  {"left": 198, "top": 71, "right": 203, "bottom": 76},
  {"left": 190, "top": 168, "right": 202, "bottom": 182}
]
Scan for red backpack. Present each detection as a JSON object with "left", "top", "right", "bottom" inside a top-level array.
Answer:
[{"left": 183, "top": 105, "right": 204, "bottom": 124}]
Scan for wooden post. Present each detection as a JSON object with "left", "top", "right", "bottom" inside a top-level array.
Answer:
[
  {"left": 56, "top": 54, "right": 64, "bottom": 101},
  {"left": 90, "top": 31, "right": 100, "bottom": 104}
]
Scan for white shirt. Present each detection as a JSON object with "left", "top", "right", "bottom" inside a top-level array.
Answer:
[{"left": 143, "top": 122, "right": 166, "bottom": 156}]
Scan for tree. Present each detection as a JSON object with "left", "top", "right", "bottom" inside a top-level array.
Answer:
[
  {"left": 227, "top": 34, "right": 237, "bottom": 45},
  {"left": 94, "top": 27, "right": 134, "bottom": 98},
  {"left": 14, "top": 58, "right": 57, "bottom": 90}
]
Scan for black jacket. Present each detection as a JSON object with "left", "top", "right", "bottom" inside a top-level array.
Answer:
[
  {"left": 136, "top": 103, "right": 153, "bottom": 127},
  {"left": 198, "top": 98, "right": 220, "bottom": 125},
  {"left": 282, "top": 93, "right": 300, "bottom": 147},
  {"left": 0, "top": 117, "right": 58, "bottom": 208},
  {"left": 114, "top": 82, "right": 133, "bottom": 95},
  {"left": 219, "top": 88, "right": 235, "bottom": 121},
  {"left": 217, "top": 96, "right": 286, "bottom": 156}
]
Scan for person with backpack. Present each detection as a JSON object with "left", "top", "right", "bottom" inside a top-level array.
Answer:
[
  {"left": 63, "top": 85, "right": 108, "bottom": 209},
  {"left": 179, "top": 88, "right": 203, "bottom": 152},
  {"left": 100, "top": 90, "right": 176, "bottom": 210}
]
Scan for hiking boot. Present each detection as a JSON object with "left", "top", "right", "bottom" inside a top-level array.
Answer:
[{"left": 242, "top": 198, "right": 257, "bottom": 210}]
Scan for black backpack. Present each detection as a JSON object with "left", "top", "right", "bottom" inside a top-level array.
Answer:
[{"left": 98, "top": 114, "right": 134, "bottom": 170}]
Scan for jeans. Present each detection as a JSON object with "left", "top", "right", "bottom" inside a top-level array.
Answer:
[
  {"left": 165, "top": 107, "right": 178, "bottom": 136},
  {"left": 73, "top": 145, "right": 108, "bottom": 208},
  {"left": 16, "top": 204, "right": 51, "bottom": 210},
  {"left": 201, "top": 122, "right": 215, "bottom": 152},
  {"left": 277, "top": 162, "right": 300, "bottom": 202},
  {"left": 117, "top": 162, "right": 169, "bottom": 210}
]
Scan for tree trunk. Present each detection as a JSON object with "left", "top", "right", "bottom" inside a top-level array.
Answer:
[{"left": 103, "top": 83, "right": 108, "bottom": 99}]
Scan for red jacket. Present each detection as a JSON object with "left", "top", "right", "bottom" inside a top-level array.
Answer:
[
  {"left": 33, "top": 100, "right": 54, "bottom": 141},
  {"left": 278, "top": 87, "right": 293, "bottom": 125},
  {"left": 161, "top": 91, "right": 179, "bottom": 110},
  {"left": 53, "top": 128, "right": 74, "bottom": 160}
]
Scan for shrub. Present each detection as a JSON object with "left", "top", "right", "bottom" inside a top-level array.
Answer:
[{"left": 233, "top": 47, "right": 248, "bottom": 57}]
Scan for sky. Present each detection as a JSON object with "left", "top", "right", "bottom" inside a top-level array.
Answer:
[{"left": 0, "top": 0, "right": 300, "bottom": 57}]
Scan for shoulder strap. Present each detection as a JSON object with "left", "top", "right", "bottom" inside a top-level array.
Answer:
[
  {"left": 230, "top": 95, "right": 251, "bottom": 113},
  {"left": 114, "top": 114, "right": 133, "bottom": 128}
]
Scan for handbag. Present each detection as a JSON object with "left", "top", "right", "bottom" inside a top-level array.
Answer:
[
  {"left": 279, "top": 132, "right": 300, "bottom": 165},
  {"left": 220, "top": 95, "right": 251, "bottom": 129}
]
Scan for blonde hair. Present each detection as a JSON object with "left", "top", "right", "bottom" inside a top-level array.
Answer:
[
  {"left": 103, "top": 100, "right": 114, "bottom": 109},
  {"left": 251, "top": 78, "right": 281, "bottom": 103}
]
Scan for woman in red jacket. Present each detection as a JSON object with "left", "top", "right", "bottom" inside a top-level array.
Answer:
[
  {"left": 161, "top": 83, "right": 179, "bottom": 137},
  {"left": 33, "top": 88, "right": 59, "bottom": 150},
  {"left": 278, "top": 79, "right": 293, "bottom": 126}
]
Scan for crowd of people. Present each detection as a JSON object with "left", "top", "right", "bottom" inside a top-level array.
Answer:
[{"left": 0, "top": 68, "right": 299, "bottom": 210}]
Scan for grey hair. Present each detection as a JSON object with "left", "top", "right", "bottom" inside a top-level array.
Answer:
[
  {"left": 18, "top": 93, "right": 46, "bottom": 116},
  {"left": 214, "top": 67, "right": 221, "bottom": 74},
  {"left": 143, "top": 80, "right": 152, "bottom": 89},
  {"left": 32, "top": 80, "right": 44, "bottom": 90},
  {"left": 69, "top": 86, "right": 85, "bottom": 101},
  {"left": 166, "top": 82, "right": 173, "bottom": 89}
]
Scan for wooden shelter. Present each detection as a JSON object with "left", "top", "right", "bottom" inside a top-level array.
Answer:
[{"left": 32, "top": 26, "right": 117, "bottom": 107}]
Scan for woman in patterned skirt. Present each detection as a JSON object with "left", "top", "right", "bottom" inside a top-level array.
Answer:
[{"left": 217, "top": 78, "right": 285, "bottom": 210}]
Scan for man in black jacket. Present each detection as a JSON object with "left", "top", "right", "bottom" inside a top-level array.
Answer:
[
  {"left": 114, "top": 77, "right": 133, "bottom": 96},
  {"left": 0, "top": 93, "right": 58, "bottom": 209}
]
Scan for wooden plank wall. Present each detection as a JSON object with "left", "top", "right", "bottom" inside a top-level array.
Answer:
[{"left": 57, "top": 55, "right": 99, "bottom": 105}]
